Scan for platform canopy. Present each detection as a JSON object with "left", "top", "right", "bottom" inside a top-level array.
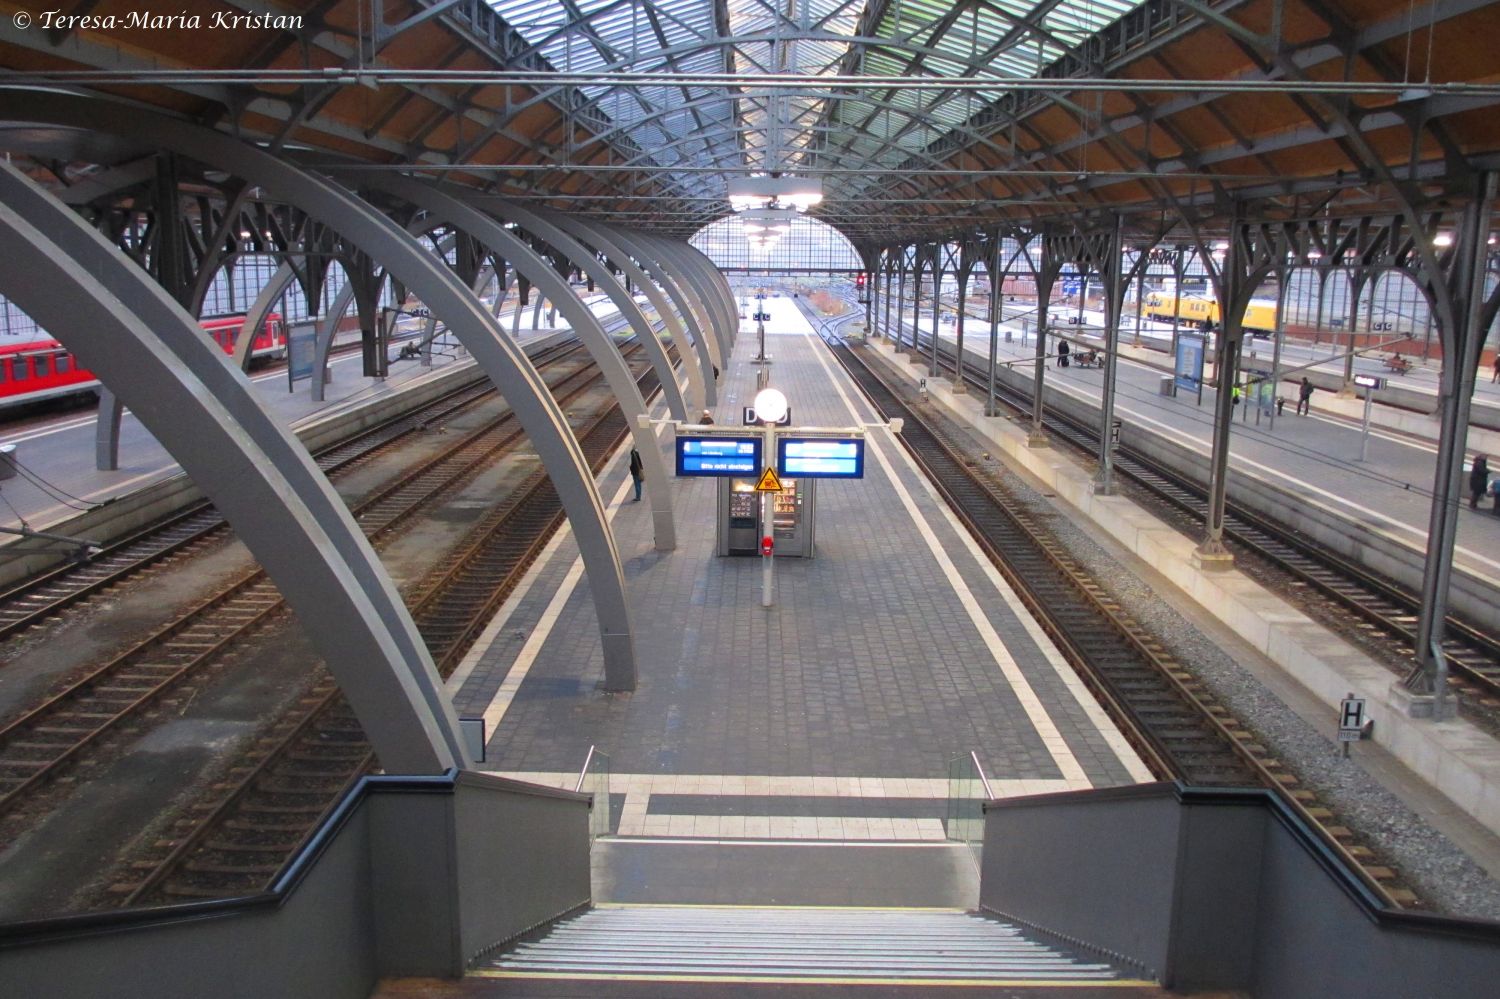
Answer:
[{"left": 1, "top": 0, "right": 1498, "bottom": 245}]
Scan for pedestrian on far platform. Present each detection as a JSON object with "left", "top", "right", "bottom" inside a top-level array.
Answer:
[
  {"left": 1470, "top": 454, "right": 1490, "bottom": 509},
  {"left": 629, "top": 448, "right": 644, "bottom": 502},
  {"left": 1296, "top": 376, "right": 1314, "bottom": 416}
]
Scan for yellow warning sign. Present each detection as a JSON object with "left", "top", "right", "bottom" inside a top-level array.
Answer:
[{"left": 754, "top": 467, "right": 783, "bottom": 492}]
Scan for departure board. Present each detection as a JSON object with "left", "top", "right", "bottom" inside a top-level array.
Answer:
[
  {"left": 675, "top": 436, "right": 762, "bottom": 477},
  {"left": 777, "top": 438, "right": 865, "bottom": 479}
]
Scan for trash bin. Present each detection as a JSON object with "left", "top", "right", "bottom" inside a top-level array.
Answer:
[{"left": 1159, "top": 375, "right": 1176, "bottom": 397}]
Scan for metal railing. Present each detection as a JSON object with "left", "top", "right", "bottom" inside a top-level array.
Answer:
[
  {"left": 575, "top": 745, "right": 612, "bottom": 841},
  {"left": 946, "top": 751, "right": 994, "bottom": 866}
]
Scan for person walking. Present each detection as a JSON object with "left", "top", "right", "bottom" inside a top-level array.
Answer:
[
  {"left": 629, "top": 448, "right": 644, "bottom": 502},
  {"left": 1469, "top": 454, "right": 1490, "bottom": 509},
  {"left": 1057, "top": 338, "right": 1070, "bottom": 368},
  {"left": 1492, "top": 353, "right": 1499, "bottom": 384},
  {"left": 1296, "top": 376, "right": 1314, "bottom": 416}
]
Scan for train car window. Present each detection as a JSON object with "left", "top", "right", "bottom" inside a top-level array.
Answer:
[
  {"left": 13, "top": 357, "right": 29, "bottom": 380},
  {"left": 56, "top": 354, "right": 71, "bottom": 374},
  {"left": 34, "top": 355, "right": 50, "bottom": 378},
  {"left": 0, "top": 358, "right": 8, "bottom": 383}
]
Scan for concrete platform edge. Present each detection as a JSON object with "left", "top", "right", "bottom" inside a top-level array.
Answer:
[{"left": 861, "top": 338, "right": 1500, "bottom": 841}]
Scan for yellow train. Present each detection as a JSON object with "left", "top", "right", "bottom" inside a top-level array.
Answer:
[{"left": 1143, "top": 292, "right": 1278, "bottom": 334}]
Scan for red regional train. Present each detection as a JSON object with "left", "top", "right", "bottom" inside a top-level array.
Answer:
[{"left": 0, "top": 313, "right": 286, "bottom": 412}]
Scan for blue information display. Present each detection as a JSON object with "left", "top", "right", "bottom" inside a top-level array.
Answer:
[
  {"left": 287, "top": 320, "right": 319, "bottom": 388},
  {"left": 675, "top": 436, "right": 762, "bottom": 477},
  {"left": 1174, "top": 331, "right": 1205, "bottom": 393},
  {"left": 777, "top": 438, "right": 865, "bottom": 479}
]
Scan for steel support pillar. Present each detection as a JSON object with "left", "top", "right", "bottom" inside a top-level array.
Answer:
[
  {"left": 94, "top": 388, "right": 123, "bottom": 471},
  {"left": 897, "top": 261, "right": 909, "bottom": 352},
  {"left": 1094, "top": 217, "right": 1124, "bottom": 495},
  {"left": 1195, "top": 249, "right": 1249, "bottom": 570},
  {"left": 1029, "top": 257, "right": 1058, "bottom": 448},
  {"left": 929, "top": 254, "right": 943, "bottom": 377},
  {"left": 985, "top": 238, "right": 1002, "bottom": 417},
  {"left": 952, "top": 268, "right": 969, "bottom": 393},
  {"left": 0, "top": 160, "right": 461, "bottom": 773},
  {"left": 1340, "top": 270, "right": 1369, "bottom": 396},
  {"left": 1413, "top": 173, "right": 1496, "bottom": 701}
]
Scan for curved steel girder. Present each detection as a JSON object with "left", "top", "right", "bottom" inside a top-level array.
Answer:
[
  {"left": 0, "top": 89, "right": 644, "bottom": 694},
  {"left": 695, "top": 246, "right": 740, "bottom": 347},
  {"left": 352, "top": 178, "right": 678, "bottom": 554},
  {"left": 643, "top": 236, "right": 735, "bottom": 365},
  {"left": 0, "top": 160, "right": 463, "bottom": 774},
  {"left": 534, "top": 208, "right": 711, "bottom": 415},
  {"left": 237, "top": 259, "right": 299, "bottom": 372},
  {"left": 603, "top": 227, "right": 723, "bottom": 407},
  {"left": 472, "top": 196, "right": 689, "bottom": 424},
  {"left": 648, "top": 234, "right": 735, "bottom": 366},
  {"left": 635, "top": 232, "right": 728, "bottom": 375}
]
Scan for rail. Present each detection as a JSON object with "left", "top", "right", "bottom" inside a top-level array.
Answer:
[
  {"left": 820, "top": 326, "right": 1416, "bottom": 909},
  {"left": 884, "top": 312, "right": 1500, "bottom": 702},
  {"left": 575, "top": 745, "right": 612, "bottom": 841}
]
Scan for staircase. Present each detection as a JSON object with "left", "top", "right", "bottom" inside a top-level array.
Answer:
[{"left": 475, "top": 904, "right": 1141, "bottom": 986}]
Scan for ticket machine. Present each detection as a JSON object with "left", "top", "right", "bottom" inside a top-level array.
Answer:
[{"left": 716, "top": 477, "right": 816, "bottom": 558}]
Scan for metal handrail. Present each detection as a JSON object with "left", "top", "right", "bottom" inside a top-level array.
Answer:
[
  {"left": 969, "top": 750, "right": 995, "bottom": 800},
  {"left": 574, "top": 744, "right": 598, "bottom": 793}
]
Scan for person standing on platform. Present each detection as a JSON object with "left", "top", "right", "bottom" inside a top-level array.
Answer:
[
  {"left": 1470, "top": 454, "right": 1490, "bottom": 509},
  {"left": 1057, "top": 338, "right": 1070, "bottom": 368},
  {"left": 629, "top": 448, "right": 644, "bottom": 502},
  {"left": 700, "top": 409, "right": 714, "bottom": 424},
  {"left": 1492, "top": 354, "right": 1500, "bottom": 383},
  {"left": 1297, "top": 376, "right": 1315, "bottom": 416}
]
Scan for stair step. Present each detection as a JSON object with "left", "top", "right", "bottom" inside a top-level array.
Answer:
[{"left": 482, "top": 906, "right": 1133, "bottom": 983}]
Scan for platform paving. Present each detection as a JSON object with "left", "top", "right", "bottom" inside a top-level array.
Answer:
[{"left": 452, "top": 298, "right": 1151, "bottom": 842}]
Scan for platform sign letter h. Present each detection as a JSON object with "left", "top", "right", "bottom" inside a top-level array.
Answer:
[{"left": 1338, "top": 693, "right": 1366, "bottom": 756}]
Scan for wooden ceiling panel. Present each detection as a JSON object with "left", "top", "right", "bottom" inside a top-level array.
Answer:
[
  {"left": 381, "top": 95, "right": 450, "bottom": 143},
  {"left": 1161, "top": 104, "right": 1236, "bottom": 153}
]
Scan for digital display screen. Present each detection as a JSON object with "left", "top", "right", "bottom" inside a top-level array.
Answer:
[
  {"left": 777, "top": 438, "right": 865, "bottom": 479},
  {"left": 675, "top": 436, "right": 762, "bottom": 477}
]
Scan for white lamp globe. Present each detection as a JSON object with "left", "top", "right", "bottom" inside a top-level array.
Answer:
[{"left": 753, "top": 387, "right": 789, "bottom": 425}]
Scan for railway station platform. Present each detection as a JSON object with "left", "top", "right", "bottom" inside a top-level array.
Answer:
[
  {"left": 888, "top": 302, "right": 1500, "bottom": 588},
  {"left": 445, "top": 295, "right": 1154, "bottom": 905},
  {"left": 0, "top": 298, "right": 629, "bottom": 583},
  {"left": 861, "top": 303, "right": 1500, "bottom": 861}
]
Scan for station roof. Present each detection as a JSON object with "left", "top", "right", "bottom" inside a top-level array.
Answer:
[{"left": 1, "top": 0, "right": 1498, "bottom": 247}]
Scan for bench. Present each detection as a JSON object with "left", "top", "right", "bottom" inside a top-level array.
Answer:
[{"left": 1383, "top": 355, "right": 1412, "bottom": 375}]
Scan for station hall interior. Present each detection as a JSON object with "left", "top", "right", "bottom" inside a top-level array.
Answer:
[{"left": 2, "top": 0, "right": 1500, "bottom": 995}]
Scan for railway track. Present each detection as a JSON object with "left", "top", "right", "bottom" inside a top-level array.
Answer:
[
  {"left": 0, "top": 336, "right": 586, "bottom": 641},
  {"left": 821, "top": 325, "right": 1417, "bottom": 908},
  {"left": 0, "top": 340, "right": 624, "bottom": 823},
  {"left": 892, "top": 316, "right": 1500, "bottom": 704},
  {"left": 117, "top": 355, "right": 658, "bottom": 905}
]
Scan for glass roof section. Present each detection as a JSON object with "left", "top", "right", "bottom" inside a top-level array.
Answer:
[{"left": 484, "top": 0, "right": 1147, "bottom": 212}]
